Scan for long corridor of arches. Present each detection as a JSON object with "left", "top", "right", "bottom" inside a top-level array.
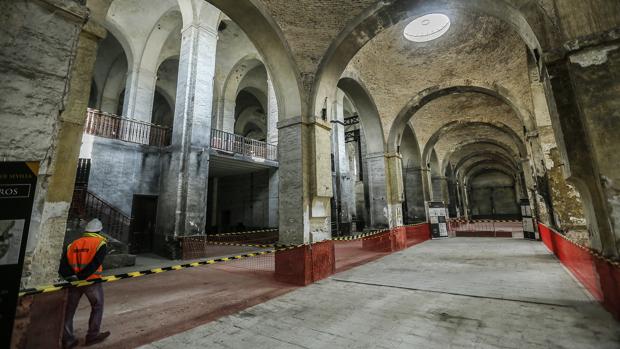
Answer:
[{"left": 1, "top": 0, "right": 620, "bottom": 348}]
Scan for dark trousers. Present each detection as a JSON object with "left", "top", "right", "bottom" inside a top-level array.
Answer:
[{"left": 63, "top": 283, "right": 104, "bottom": 343}]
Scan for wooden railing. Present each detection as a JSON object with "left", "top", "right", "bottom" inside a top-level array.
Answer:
[
  {"left": 70, "top": 188, "right": 131, "bottom": 243},
  {"left": 210, "top": 128, "right": 277, "bottom": 161},
  {"left": 84, "top": 108, "right": 171, "bottom": 147}
]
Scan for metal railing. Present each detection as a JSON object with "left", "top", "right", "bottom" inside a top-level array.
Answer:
[
  {"left": 84, "top": 108, "right": 171, "bottom": 147},
  {"left": 70, "top": 188, "right": 131, "bottom": 243},
  {"left": 210, "top": 128, "right": 277, "bottom": 161}
]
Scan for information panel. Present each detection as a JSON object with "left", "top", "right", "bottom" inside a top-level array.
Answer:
[
  {"left": 0, "top": 162, "right": 38, "bottom": 347},
  {"left": 426, "top": 201, "right": 448, "bottom": 239},
  {"left": 521, "top": 199, "right": 536, "bottom": 240}
]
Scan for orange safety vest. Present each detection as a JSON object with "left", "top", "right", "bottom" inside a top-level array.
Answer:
[{"left": 66, "top": 233, "right": 107, "bottom": 280}]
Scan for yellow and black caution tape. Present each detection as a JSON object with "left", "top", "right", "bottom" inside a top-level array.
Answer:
[
  {"left": 19, "top": 243, "right": 302, "bottom": 297},
  {"left": 201, "top": 241, "right": 276, "bottom": 248},
  {"left": 332, "top": 229, "right": 390, "bottom": 241},
  {"left": 208, "top": 229, "right": 278, "bottom": 238}
]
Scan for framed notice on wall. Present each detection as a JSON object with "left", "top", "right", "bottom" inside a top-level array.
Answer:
[
  {"left": 426, "top": 201, "right": 448, "bottom": 239},
  {"left": 0, "top": 162, "right": 38, "bottom": 347}
]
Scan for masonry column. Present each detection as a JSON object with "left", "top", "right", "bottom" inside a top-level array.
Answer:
[
  {"left": 330, "top": 92, "right": 354, "bottom": 228},
  {"left": 278, "top": 117, "right": 333, "bottom": 244},
  {"left": 20, "top": 16, "right": 106, "bottom": 287},
  {"left": 403, "top": 167, "right": 426, "bottom": 222},
  {"left": 157, "top": 20, "right": 218, "bottom": 242},
  {"left": 123, "top": 64, "right": 157, "bottom": 121},
  {"left": 365, "top": 152, "right": 390, "bottom": 228},
  {"left": 267, "top": 76, "right": 279, "bottom": 227},
  {"left": 386, "top": 153, "right": 404, "bottom": 227}
]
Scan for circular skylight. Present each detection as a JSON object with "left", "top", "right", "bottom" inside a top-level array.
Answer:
[{"left": 404, "top": 14, "right": 451, "bottom": 42}]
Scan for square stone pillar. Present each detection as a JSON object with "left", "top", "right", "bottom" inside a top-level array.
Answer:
[
  {"left": 157, "top": 23, "right": 218, "bottom": 239},
  {"left": 365, "top": 152, "right": 390, "bottom": 228},
  {"left": 123, "top": 65, "right": 157, "bottom": 121},
  {"left": 277, "top": 116, "right": 333, "bottom": 245},
  {"left": 404, "top": 167, "right": 426, "bottom": 221}
]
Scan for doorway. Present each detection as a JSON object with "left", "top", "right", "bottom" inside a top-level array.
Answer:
[{"left": 130, "top": 195, "right": 158, "bottom": 254}]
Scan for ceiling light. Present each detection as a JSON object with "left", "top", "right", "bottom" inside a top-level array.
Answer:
[{"left": 404, "top": 13, "right": 451, "bottom": 42}]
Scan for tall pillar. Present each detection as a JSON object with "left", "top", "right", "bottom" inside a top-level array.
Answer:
[
  {"left": 431, "top": 175, "right": 443, "bottom": 201},
  {"left": 386, "top": 153, "right": 404, "bottom": 227},
  {"left": 20, "top": 16, "right": 106, "bottom": 287},
  {"left": 330, "top": 92, "right": 353, "bottom": 225},
  {"left": 403, "top": 167, "right": 426, "bottom": 222},
  {"left": 365, "top": 152, "right": 390, "bottom": 228},
  {"left": 278, "top": 117, "right": 332, "bottom": 244},
  {"left": 157, "top": 21, "right": 218, "bottom": 239},
  {"left": 123, "top": 64, "right": 157, "bottom": 121},
  {"left": 545, "top": 48, "right": 620, "bottom": 257},
  {"left": 266, "top": 76, "right": 279, "bottom": 228}
]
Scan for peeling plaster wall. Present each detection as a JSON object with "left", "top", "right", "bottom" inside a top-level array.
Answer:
[{"left": 0, "top": 0, "right": 89, "bottom": 287}]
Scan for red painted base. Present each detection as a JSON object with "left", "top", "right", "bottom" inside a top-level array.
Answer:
[
  {"left": 362, "top": 228, "right": 408, "bottom": 252},
  {"left": 405, "top": 224, "right": 431, "bottom": 247},
  {"left": 539, "top": 223, "right": 620, "bottom": 320},
  {"left": 11, "top": 289, "right": 67, "bottom": 349},
  {"left": 275, "top": 240, "right": 335, "bottom": 286}
]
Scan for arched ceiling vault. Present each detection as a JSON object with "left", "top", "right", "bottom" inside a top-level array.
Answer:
[
  {"left": 422, "top": 121, "right": 526, "bottom": 167},
  {"left": 454, "top": 153, "right": 519, "bottom": 178},
  {"left": 440, "top": 138, "right": 521, "bottom": 175}
]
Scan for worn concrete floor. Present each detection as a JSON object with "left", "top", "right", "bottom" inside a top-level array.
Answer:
[{"left": 140, "top": 238, "right": 620, "bottom": 349}]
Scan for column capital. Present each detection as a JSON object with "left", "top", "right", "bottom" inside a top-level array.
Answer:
[
  {"left": 277, "top": 116, "right": 332, "bottom": 132},
  {"left": 182, "top": 22, "right": 219, "bottom": 38},
  {"left": 544, "top": 27, "right": 620, "bottom": 64}
]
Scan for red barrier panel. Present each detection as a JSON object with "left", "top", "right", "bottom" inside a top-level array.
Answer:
[
  {"left": 405, "top": 223, "right": 431, "bottom": 247},
  {"left": 362, "top": 231, "right": 393, "bottom": 252},
  {"left": 539, "top": 223, "right": 620, "bottom": 320},
  {"left": 275, "top": 240, "right": 335, "bottom": 286}
]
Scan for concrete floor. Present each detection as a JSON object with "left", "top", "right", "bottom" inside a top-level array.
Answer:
[{"left": 140, "top": 238, "right": 620, "bottom": 349}]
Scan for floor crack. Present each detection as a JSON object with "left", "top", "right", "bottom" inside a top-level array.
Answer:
[{"left": 331, "top": 278, "right": 574, "bottom": 308}]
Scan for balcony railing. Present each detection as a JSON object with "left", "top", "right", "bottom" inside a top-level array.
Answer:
[
  {"left": 84, "top": 108, "right": 171, "bottom": 147},
  {"left": 210, "top": 128, "right": 277, "bottom": 161}
]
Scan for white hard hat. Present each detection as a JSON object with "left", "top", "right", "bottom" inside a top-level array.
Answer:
[{"left": 85, "top": 218, "right": 103, "bottom": 232}]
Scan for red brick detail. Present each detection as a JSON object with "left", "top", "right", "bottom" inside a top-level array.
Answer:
[
  {"left": 275, "top": 240, "right": 335, "bottom": 286},
  {"left": 539, "top": 223, "right": 620, "bottom": 320}
]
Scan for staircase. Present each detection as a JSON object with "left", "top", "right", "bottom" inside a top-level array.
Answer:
[{"left": 67, "top": 159, "right": 135, "bottom": 268}]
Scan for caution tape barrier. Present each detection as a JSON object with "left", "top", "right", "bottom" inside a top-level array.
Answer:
[
  {"left": 207, "top": 229, "right": 278, "bottom": 238},
  {"left": 19, "top": 243, "right": 303, "bottom": 297}
]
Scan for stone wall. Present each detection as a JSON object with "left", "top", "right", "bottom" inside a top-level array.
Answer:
[{"left": 87, "top": 137, "right": 161, "bottom": 216}]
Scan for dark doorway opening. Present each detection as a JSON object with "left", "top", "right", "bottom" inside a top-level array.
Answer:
[{"left": 130, "top": 195, "right": 158, "bottom": 254}]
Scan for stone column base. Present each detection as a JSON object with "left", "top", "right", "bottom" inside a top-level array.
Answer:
[{"left": 275, "top": 240, "right": 335, "bottom": 286}]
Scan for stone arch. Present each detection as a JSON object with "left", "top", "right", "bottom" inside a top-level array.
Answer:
[
  {"left": 202, "top": 0, "right": 303, "bottom": 120},
  {"left": 422, "top": 120, "right": 527, "bottom": 169},
  {"left": 220, "top": 55, "right": 266, "bottom": 131},
  {"left": 337, "top": 76, "right": 389, "bottom": 228},
  {"left": 311, "top": 0, "right": 559, "bottom": 117},
  {"left": 442, "top": 138, "right": 521, "bottom": 176},
  {"left": 454, "top": 152, "right": 519, "bottom": 178},
  {"left": 337, "top": 77, "right": 385, "bottom": 155},
  {"left": 388, "top": 82, "right": 533, "bottom": 154}
]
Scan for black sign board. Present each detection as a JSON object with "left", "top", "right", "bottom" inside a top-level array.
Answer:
[{"left": 0, "top": 162, "right": 38, "bottom": 347}]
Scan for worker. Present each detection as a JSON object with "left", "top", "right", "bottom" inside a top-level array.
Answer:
[{"left": 58, "top": 218, "right": 111, "bottom": 348}]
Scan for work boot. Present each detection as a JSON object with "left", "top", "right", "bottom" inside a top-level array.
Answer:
[
  {"left": 84, "top": 331, "right": 111, "bottom": 346},
  {"left": 62, "top": 339, "right": 79, "bottom": 349}
]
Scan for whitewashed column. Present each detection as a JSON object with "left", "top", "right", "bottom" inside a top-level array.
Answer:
[
  {"left": 157, "top": 21, "right": 218, "bottom": 236},
  {"left": 267, "top": 76, "right": 279, "bottom": 227}
]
